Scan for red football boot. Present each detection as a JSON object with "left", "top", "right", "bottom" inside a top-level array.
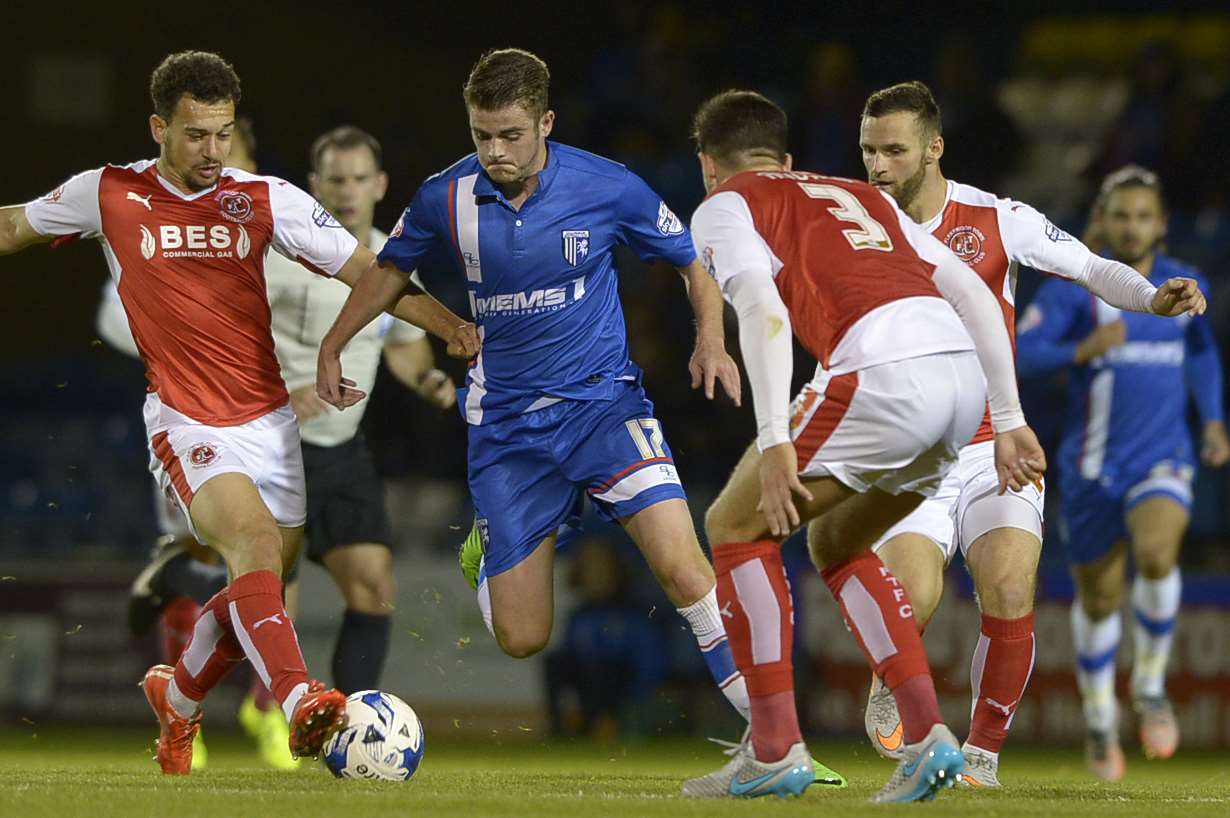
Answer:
[
  {"left": 288, "top": 680, "right": 348, "bottom": 758},
  {"left": 141, "top": 664, "right": 201, "bottom": 775}
]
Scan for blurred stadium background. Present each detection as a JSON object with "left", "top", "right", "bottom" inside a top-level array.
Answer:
[{"left": 2, "top": 0, "right": 1229, "bottom": 756}]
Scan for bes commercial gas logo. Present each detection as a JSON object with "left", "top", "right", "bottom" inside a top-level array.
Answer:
[
  {"left": 468, "top": 276, "right": 587, "bottom": 318},
  {"left": 138, "top": 224, "right": 251, "bottom": 261}
]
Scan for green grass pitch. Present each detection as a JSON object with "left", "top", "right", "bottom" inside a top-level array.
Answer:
[{"left": 1, "top": 727, "right": 1227, "bottom": 817}]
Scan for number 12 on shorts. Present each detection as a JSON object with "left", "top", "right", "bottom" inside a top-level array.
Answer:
[{"left": 625, "top": 418, "right": 666, "bottom": 460}]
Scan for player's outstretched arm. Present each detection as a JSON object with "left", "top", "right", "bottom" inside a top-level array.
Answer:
[
  {"left": 723, "top": 270, "right": 810, "bottom": 536},
  {"left": 0, "top": 205, "right": 52, "bottom": 256},
  {"left": 333, "top": 247, "right": 477, "bottom": 350},
  {"left": 1000, "top": 199, "right": 1206, "bottom": 316},
  {"left": 320, "top": 247, "right": 476, "bottom": 409},
  {"left": 679, "top": 259, "right": 741, "bottom": 404},
  {"left": 1077, "top": 255, "right": 1205, "bottom": 317}
]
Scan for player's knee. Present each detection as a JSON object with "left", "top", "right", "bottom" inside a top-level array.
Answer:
[
  {"left": 344, "top": 570, "right": 395, "bottom": 613},
  {"left": 1078, "top": 584, "right": 1122, "bottom": 621},
  {"left": 1134, "top": 540, "right": 1178, "bottom": 579},
  {"left": 494, "top": 626, "right": 550, "bottom": 659},
  {"left": 907, "top": 574, "right": 944, "bottom": 626},
  {"left": 975, "top": 568, "right": 1035, "bottom": 618},
  {"left": 805, "top": 526, "right": 841, "bottom": 569},
  {"left": 232, "top": 524, "right": 283, "bottom": 576},
  {"left": 658, "top": 560, "right": 712, "bottom": 608}
]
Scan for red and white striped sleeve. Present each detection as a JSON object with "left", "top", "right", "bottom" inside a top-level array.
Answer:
[{"left": 24, "top": 168, "right": 104, "bottom": 238}]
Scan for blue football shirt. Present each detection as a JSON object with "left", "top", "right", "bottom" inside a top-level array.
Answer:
[
  {"left": 1016, "top": 253, "right": 1223, "bottom": 484},
  {"left": 378, "top": 141, "right": 696, "bottom": 424}
]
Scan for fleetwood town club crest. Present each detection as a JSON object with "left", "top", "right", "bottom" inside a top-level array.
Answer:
[
  {"left": 190, "top": 444, "right": 219, "bottom": 467},
  {"left": 217, "top": 190, "right": 254, "bottom": 223},
  {"left": 944, "top": 225, "right": 987, "bottom": 265},
  {"left": 562, "top": 230, "right": 590, "bottom": 266}
]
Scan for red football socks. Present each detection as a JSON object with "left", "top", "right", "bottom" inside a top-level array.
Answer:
[
  {"left": 160, "top": 596, "right": 201, "bottom": 666},
  {"left": 714, "top": 540, "right": 801, "bottom": 762},
  {"left": 820, "top": 551, "right": 941, "bottom": 744},
  {"left": 172, "top": 589, "right": 244, "bottom": 702},
  {"left": 226, "top": 569, "right": 309, "bottom": 711},
  {"left": 967, "top": 612, "right": 1036, "bottom": 753}
]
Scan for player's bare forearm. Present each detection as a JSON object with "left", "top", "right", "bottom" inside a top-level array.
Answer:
[
  {"left": 679, "top": 259, "right": 726, "bottom": 346},
  {"left": 680, "top": 258, "right": 742, "bottom": 403},
  {"left": 330, "top": 251, "right": 455, "bottom": 345},
  {"left": 331, "top": 251, "right": 479, "bottom": 361},
  {"left": 383, "top": 338, "right": 434, "bottom": 390},
  {"left": 0, "top": 205, "right": 49, "bottom": 256},
  {"left": 327, "top": 250, "right": 407, "bottom": 354},
  {"left": 389, "top": 289, "right": 474, "bottom": 347}
]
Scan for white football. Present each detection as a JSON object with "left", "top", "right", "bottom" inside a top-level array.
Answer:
[{"left": 321, "top": 690, "right": 424, "bottom": 781}]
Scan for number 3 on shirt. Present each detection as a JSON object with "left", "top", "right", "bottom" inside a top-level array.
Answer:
[
  {"left": 798, "top": 183, "right": 893, "bottom": 252},
  {"left": 625, "top": 418, "right": 666, "bottom": 460}
]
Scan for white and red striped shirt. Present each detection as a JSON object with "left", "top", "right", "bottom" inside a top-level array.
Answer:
[
  {"left": 27, "top": 160, "right": 358, "bottom": 426},
  {"left": 919, "top": 180, "right": 1114, "bottom": 442}
]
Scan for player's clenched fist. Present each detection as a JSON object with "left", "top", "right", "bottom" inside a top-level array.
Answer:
[
  {"left": 446, "top": 322, "right": 481, "bottom": 359},
  {"left": 1151, "top": 277, "right": 1206, "bottom": 317}
]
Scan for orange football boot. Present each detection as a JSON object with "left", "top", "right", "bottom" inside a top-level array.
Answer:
[
  {"left": 141, "top": 664, "right": 201, "bottom": 775},
  {"left": 1135, "top": 696, "right": 1179, "bottom": 761},
  {"left": 288, "top": 680, "right": 348, "bottom": 758}
]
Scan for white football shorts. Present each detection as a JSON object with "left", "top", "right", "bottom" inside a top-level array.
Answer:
[
  {"left": 144, "top": 393, "right": 306, "bottom": 542},
  {"left": 871, "top": 438, "right": 1046, "bottom": 564},
  {"left": 790, "top": 351, "right": 986, "bottom": 498}
]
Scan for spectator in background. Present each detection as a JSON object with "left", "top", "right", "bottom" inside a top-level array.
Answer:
[
  {"left": 791, "top": 42, "right": 865, "bottom": 180},
  {"left": 545, "top": 537, "right": 668, "bottom": 738},
  {"left": 929, "top": 41, "right": 1024, "bottom": 192},
  {"left": 1095, "top": 41, "right": 1204, "bottom": 210},
  {"left": 1194, "top": 55, "right": 1230, "bottom": 216}
]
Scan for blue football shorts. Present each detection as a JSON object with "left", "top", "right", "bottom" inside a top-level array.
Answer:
[
  {"left": 1059, "top": 459, "right": 1194, "bottom": 565},
  {"left": 468, "top": 381, "right": 687, "bottom": 576}
]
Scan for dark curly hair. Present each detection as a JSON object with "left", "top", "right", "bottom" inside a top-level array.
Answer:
[{"left": 149, "top": 51, "right": 241, "bottom": 121}]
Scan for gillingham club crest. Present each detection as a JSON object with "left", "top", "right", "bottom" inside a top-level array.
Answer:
[{"left": 562, "top": 230, "right": 589, "bottom": 266}]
